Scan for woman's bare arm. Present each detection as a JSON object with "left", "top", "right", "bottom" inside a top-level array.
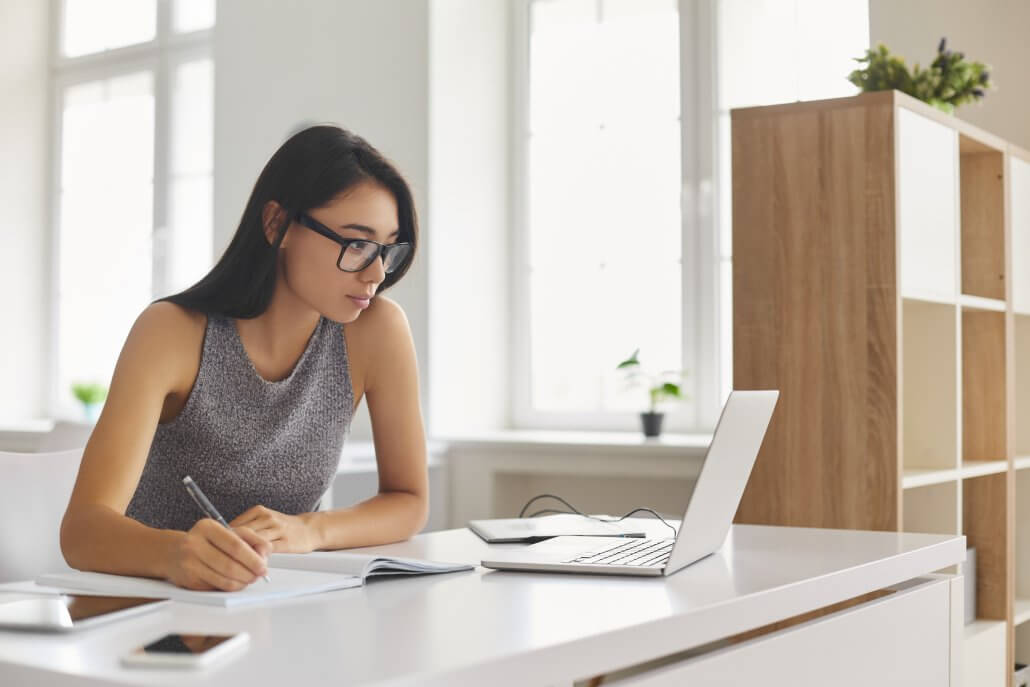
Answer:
[{"left": 60, "top": 303, "right": 270, "bottom": 589}]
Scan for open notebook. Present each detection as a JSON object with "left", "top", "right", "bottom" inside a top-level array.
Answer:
[
  {"left": 35, "top": 552, "right": 473, "bottom": 608},
  {"left": 267, "top": 551, "right": 473, "bottom": 578}
]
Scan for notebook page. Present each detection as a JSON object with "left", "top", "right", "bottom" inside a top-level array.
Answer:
[
  {"left": 36, "top": 568, "right": 361, "bottom": 608},
  {"left": 268, "top": 551, "right": 473, "bottom": 579},
  {"left": 268, "top": 551, "right": 375, "bottom": 577}
]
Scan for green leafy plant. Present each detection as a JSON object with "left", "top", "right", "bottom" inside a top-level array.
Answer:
[
  {"left": 71, "top": 382, "right": 108, "bottom": 405},
  {"left": 616, "top": 349, "right": 688, "bottom": 413},
  {"left": 848, "top": 37, "right": 992, "bottom": 113}
]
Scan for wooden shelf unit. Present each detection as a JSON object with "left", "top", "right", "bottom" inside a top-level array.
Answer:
[{"left": 731, "top": 89, "right": 1030, "bottom": 686}]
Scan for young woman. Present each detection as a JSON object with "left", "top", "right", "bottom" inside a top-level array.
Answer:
[{"left": 60, "top": 125, "right": 428, "bottom": 592}]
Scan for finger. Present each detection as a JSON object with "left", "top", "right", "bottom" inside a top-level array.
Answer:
[
  {"left": 248, "top": 520, "right": 280, "bottom": 536},
  {"left": 202, "top": 527, "right": 267, "bottom": 580},
  {"left": 175, "top": 567, "right": 216, "bottom": 591},
  {"left": 234, "top": 505, "right": 274, "bottom": 526},
  {"left": 191, "top": 557, "right": 248, "bottom": 592},
  {"left": 235, "top": 526, "right": 272, "bottom": 558},
  {"left": 196, "top": 538, "right": 259, "bottom": 585},
  {"left": 238, "top": 515, "right": 273, "bottom": 532},
  {"left": 229, "top": 507, "right": 262, "bottom": 527},
  {"left": 243, "top": 520, "right": 275, "bottom": 534},
  {"left": 230, "top": 514, "right": 258, "bottom": 528}
]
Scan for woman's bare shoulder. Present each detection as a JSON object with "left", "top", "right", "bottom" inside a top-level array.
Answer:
[
  {"left": 358, "top": 295, "right": 413, "bottom": 378},
  {"left": 341, "top": 295, "right": 408, "bottom": 398},
  {"left": 122, "top": 302, "right": 208, "bottom": 390},
  {"left": 346, "top": 295, "right": 408, "bottom": 344},
  {"left": 135, "top": 301, "right": 207, "bottom": 345}
]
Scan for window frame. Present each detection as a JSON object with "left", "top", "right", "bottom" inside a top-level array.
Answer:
[
  {"left": 508, "top": 0, "right": 724, "bottom": 434},
  {"left": 47, "top": 0, "right": 214, "bottom": 419}
]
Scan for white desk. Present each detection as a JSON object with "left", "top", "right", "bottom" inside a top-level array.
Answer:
[{"left": 0, "top": 521, "right": 965, "bottom": 686}]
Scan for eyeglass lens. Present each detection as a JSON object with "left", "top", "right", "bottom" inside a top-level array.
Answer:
[{"left": 339, "top": 241, "right": 410, "bottom": 273}]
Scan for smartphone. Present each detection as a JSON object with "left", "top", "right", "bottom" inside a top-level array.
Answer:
[{"left": 120, "top": 632, "right": 250, "bottom": 669}]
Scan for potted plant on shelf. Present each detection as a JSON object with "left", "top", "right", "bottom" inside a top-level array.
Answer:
[
  {"left": 847, "top": 37, "right": 993, "bottom": 114},
  {"left": 71, "top": 382, "right": 107, "bottom": 423},
  {"left": 616, "top": 348, "right": 688, "bottom": 438}
]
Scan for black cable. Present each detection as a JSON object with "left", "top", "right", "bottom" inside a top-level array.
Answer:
[
  {"left": 525, "top": 508, "right": 580, "bottom": 518},
  {"left": 518, "top": 494, "right": 581, "bottom": 518},
  {"left": 517, "top": 493, "right": 678, "bottom": 537}
]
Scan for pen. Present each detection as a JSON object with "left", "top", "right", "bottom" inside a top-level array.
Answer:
[{"left": 182, "top": 475, "right": 271, "bottom": 583}]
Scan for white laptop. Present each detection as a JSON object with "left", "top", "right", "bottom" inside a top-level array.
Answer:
[{"left": 480, "top": 390, "right": 778, "bottom": 577}]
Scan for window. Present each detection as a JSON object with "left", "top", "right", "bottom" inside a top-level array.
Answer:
[
  {"left": 514, "top": 0, "right": 869, "bottom": 432},
  {"left": 61, "top": 0, "right": 158, "bottom": 57},
  {"left": 52, "top": 0, "right": 215, "bottom": 419},
  {"left": 513, "top": 0, "right": 686, "bottom": 432}
]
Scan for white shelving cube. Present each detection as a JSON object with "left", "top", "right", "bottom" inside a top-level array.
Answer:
[
  {"left": 897, "top": 107, "right": 959, "bottom": 301},
  {"left": 1012, "top": 157, "right": 1030, "bottom": 314}
]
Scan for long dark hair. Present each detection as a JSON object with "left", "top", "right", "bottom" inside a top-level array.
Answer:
[{"left": 157, "top": 125, "right": 418, "bottom": 318}]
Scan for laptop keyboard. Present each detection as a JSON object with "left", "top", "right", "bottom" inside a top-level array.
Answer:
[{"left": 563, "top": 538, "right": 675, "bottom": 567}]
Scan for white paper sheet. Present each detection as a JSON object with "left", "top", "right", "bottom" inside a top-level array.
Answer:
[{"left": 36, "top": 568, "right": 362, "bottom": 608}]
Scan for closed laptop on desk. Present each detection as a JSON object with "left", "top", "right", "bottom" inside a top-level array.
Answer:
[{"left": 480, "top": 390, "right": 778, "bottom": 577}]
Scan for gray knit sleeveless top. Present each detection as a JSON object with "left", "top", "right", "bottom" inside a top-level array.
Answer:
[{"left": 125, "top": 312, "right": 354, "bottom": 532}]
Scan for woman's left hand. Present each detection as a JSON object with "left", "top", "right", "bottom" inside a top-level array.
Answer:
[{"left": 228, "top": 506, "right": 321, "bottom": 554}]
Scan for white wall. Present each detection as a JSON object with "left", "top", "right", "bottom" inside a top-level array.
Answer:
[
  {"left": 869, "top": 0, "right": 1030, "bottom": 150},
  {"left": 215, "top": 0, "right": 513, "bottom": 441},
  {"left": 214, "top": 0, "right": 431, "bottom": 441},
  {"left": 427, "top": 0, "right": 510, "bottom": 436},
  {"left": 0, "top": 0, "right": 50, "bottom": 423}
]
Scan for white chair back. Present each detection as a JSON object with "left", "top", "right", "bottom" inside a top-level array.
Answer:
[{"left": 0, "top": 448, "right": 82, "bottom": 582}]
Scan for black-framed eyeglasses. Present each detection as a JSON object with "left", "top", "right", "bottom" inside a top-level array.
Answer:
[{"left": 294, "top": 212, "right": 412, "bottom": 273}]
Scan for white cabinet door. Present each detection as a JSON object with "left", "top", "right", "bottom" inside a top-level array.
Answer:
[
  {"left": 605, "top": 576, "right": 955, "bottom": 686},
  {"left": 897, "top": 107, "right": 959, "bottom": 300},
  {"left": 963, "top": 620, "right": 1007, "bottom": 687},
  {"left": 1011, "top": 156, "right": 1030, "bottom": 313}
]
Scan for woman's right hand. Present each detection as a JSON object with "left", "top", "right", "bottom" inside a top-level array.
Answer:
[{"left": 165, "top": 518, "right": 271, "bottom": 591}]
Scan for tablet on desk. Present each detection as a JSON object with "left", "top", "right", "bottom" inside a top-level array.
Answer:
[
  {"left": 468, "top": 513, "right": 647, "bottom": 543},
  {"left": 0, "top": 594, "right": 168, "bottom": 633}
]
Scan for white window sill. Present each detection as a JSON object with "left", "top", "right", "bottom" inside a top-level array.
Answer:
[
  {"left": 430, "top": 429, "right": 713, "bottom": 458},
  {"left": 339, "top": 430, "right": 711, "bottom": 474},
  {"left": 0, "top": 419, "right": 58, "bottom": 433},
  {"left": 338, "top": 439, "right": 448, "bottom": 474}
]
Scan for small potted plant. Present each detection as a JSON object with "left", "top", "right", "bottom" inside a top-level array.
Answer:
[
  {"left": 71, "top": 382, "right": 108, "bottom": 423},
  {"left": 616, "top": 349, "right": 688, "bottom": 438},
  {"left": 847, "top": 37, "right": 993, "bottom": 114}
]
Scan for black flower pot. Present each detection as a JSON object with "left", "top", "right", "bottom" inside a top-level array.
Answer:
[{"left": 640, "top": 411, "right": 664, "bottom": 437}]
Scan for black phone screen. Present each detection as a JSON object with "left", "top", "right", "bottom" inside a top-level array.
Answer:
[{"left": 141, "top": 634, "right": 236, "bottom": 655}]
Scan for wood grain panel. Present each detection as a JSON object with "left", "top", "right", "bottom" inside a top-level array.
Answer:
[
  {"left": 961, "top": 151, "right": 1006, "bottom": 299},
  {"left": 964, "top": 472, "right": 1011, "bottom": 621},
  {"left": 732, "top": 101, "right": 898, "bottom": 530},
  {"left": 963, "top": 309, "right": 1007, "bottom": 462},
  {"left": 901, "top": 300, "right": 958, "bottom": 470},
  {"left": 1004, "top": 138, "right": 1016, "bottom": 686},
  {"left": 1015, "top": 317, "right": 1030, "bottom": 454}
]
